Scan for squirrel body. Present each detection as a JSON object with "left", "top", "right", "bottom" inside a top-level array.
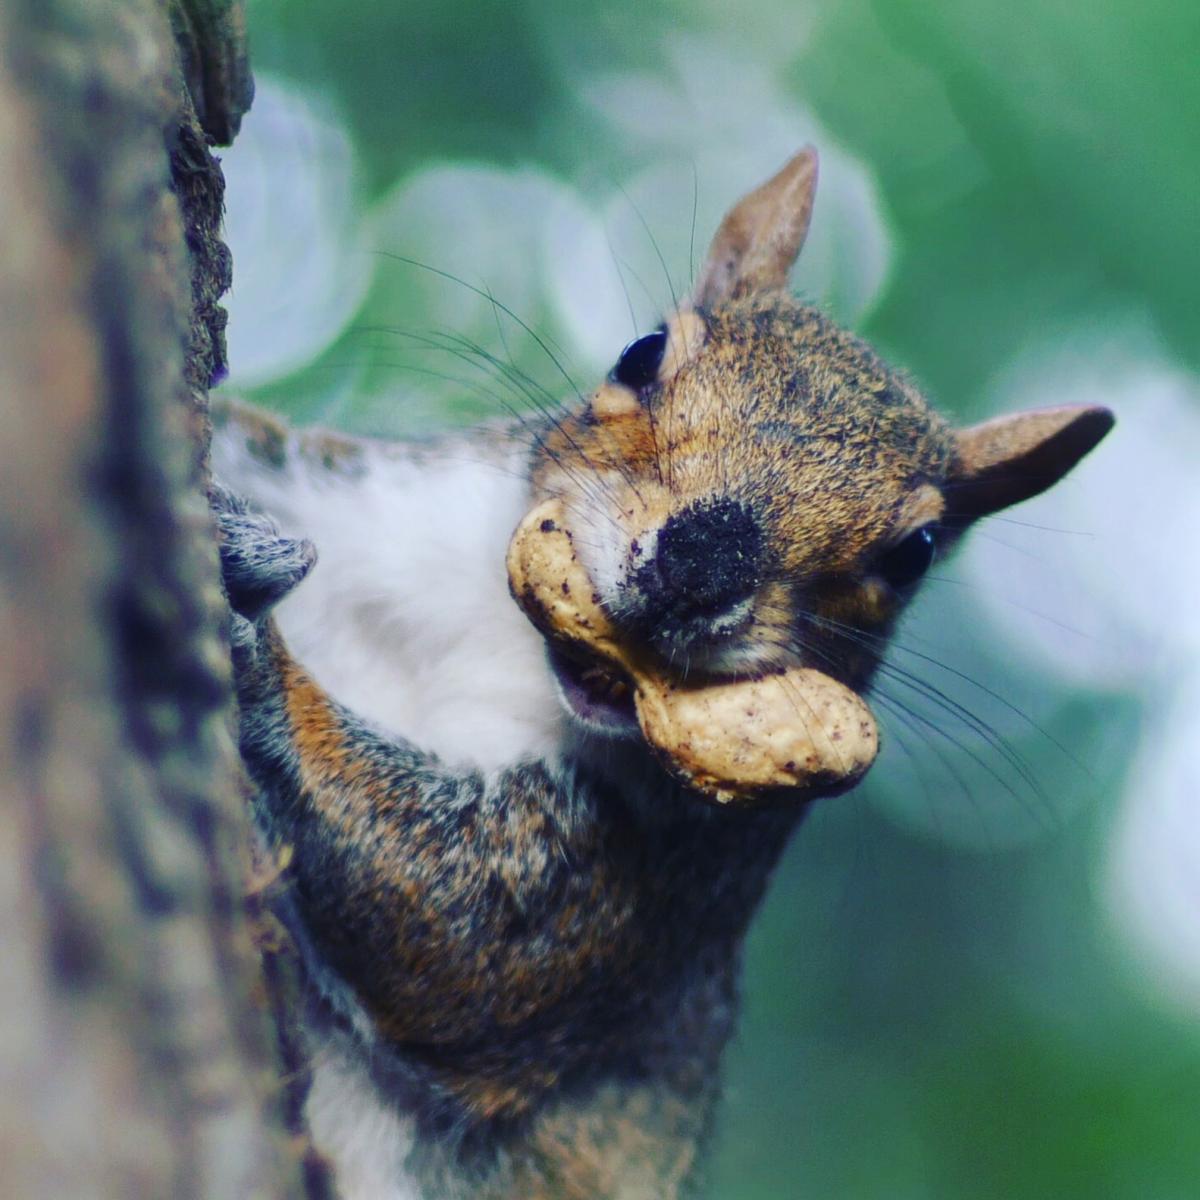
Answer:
[
  {"left": 213, "top": 416, "right": 787, "bottom": 1197},
  {"left": 214, "top": 150, "right": 1113, "bottom": 1198},
  {"left": 213, "top": 416, "right": 789, "bottom": 1196}
]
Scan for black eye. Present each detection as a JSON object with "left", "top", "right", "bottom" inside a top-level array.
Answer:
[
  {"left": 612, "top": 328, "right": 667, "bottom": 390},
  {"left": 876, "top": 525, "right": 937, "bottom": 590}
]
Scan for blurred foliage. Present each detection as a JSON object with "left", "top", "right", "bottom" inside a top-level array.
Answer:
[
  {"left": 801, "top": 0, "right": 1200, "bottom": 406},
  {"left": 223, "top": 1, "right": 1200, "bottom": 1195}
]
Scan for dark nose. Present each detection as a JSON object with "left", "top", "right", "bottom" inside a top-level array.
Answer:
[{"left": 629, "top": 497, "right": 763, "bottom": 651}]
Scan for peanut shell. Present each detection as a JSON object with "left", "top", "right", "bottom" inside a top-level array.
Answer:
[{"left": 507, "top": 499, "right": 878, "bottom": 804}]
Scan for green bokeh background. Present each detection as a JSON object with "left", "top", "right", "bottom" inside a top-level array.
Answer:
[{"left": 223, "top": 2, "right": 1200, "bottom": 1195}]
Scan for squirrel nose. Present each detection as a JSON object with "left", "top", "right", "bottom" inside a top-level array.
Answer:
[{"left": 629, "top": 498, "right": 764, "bottom": 652}]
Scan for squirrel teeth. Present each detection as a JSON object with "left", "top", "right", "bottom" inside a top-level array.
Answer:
[{"left": 507, "top": 498, "right": 880, "bottom": 805}]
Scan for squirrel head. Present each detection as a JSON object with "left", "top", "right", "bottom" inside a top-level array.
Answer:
[{"left": 530, "top": 149, "right": 1113, "bottom": 732}]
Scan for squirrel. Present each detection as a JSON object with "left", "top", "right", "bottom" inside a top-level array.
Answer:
[{"left": 212, "top": 149, "right": 1114, "bottom": 1199}]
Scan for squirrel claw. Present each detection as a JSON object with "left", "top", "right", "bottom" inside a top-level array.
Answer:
[{"left": 211, "top": 482, "right": 317, "bottom": 621}]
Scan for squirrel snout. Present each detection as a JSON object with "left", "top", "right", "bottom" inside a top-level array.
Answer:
[{"left": 624, "top": 498, "right": 763, "bottom": 658}]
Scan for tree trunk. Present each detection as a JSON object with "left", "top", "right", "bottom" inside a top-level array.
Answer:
[{"left": 0, "top": 1, "right": 311, "bottom": 1194}]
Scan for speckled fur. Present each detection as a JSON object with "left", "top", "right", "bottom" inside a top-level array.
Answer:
[
  {"left": 213, "top": 421, "right": 784, "bottom": 1196},
  {"left": 214, "top": 151, "right": 1112, "bottom": 1198},
  {"left": 536, "top": 294, "right": 958, "bottom": 687}
]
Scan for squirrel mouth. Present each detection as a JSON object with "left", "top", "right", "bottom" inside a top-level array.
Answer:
[{"left": 547, "top": 643, "right": 639, "bottom": 736}]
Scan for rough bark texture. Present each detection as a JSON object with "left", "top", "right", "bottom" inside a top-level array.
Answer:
[{"left": 0, "top": 1, "right": 308, "bottom": 1194}]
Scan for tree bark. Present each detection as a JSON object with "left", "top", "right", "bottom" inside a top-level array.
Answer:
[{"left": 0, "top": 1, "right": 310, "bottom": 1194}]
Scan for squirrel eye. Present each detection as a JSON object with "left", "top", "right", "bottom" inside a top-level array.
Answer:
[
  {"left": 876, "top": 525, "right": 937, "bottom": 590},
  {"left": 612, "top": 328, "right": 667, "bottom": 390}
]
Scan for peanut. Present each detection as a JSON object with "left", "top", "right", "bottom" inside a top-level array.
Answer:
[{"left": 507, "top": 499, "right": 878, "bottom": 804}]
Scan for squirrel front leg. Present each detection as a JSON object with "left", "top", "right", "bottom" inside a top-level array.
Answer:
[
  {"left": 214, "top": 490, "right": 763, "bottom": 1198},
  {"left": 237, "top": 622, "right": 582, "bottom": 1042},
  {"left": 213, "top": 488, "right": 631, "bottom": 1121}
]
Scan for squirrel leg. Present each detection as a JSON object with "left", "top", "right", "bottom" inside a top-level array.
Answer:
[
  {"left": 213, "top": 488, "right": 738, "bottom": 1196},
  {"left": 213, "top": 486, "right": 614, "bottom": 1114}
]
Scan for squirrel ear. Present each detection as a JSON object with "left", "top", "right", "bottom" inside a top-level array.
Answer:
[
  {"left": 692, "top": 147, "right": 818, "bottom": 308},
  {"left": 947, "top": 405, "right": 1115, "bottom": 519}
]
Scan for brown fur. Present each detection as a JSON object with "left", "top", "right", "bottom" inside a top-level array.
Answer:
[
  {"left": 530, "top": 145, "right": 1110, "bottom": 702},
  {"left": 267, "top": 629, "right": 753, "bottom": 1128},
  {"left": 213, "top": 398, "right": 368, "bottom": 477},
  {"left": 501, "top": 1084, "right": 704, "bottom": 1200},
  {"left": 535, "top": 292, "right": 958, "bottom": 690}
]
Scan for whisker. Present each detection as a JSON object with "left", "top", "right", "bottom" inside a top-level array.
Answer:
[
  {"left": 688, "top": 162, "right": 699, "bottom": 293},
  {"left": 378, "top": 329, "right": 624, "bottom": 526},
  {"left": 820, "top": 620, "right": 1048, "bottom": 803},
  {"left": 967, "top": 527, "right": 1058, "bottom": 565},
  {"left": 807, "top": 610, "right": 1088, "bottom": 776},
  {"left": 608, "top": 252, "right": 666, "bottom": 330},
  {"left": 363, "top": 258, "right": 645, "bottom": 518},
  {"left": 872, "top": 659, "right": 1054, "bottom": 825},
  {"left": 921, "top": 575, "right": 1101, "bottom": 645},
  {"left": 777, "top": 669, "right": 848, "bottom": 776},
  {"left": 431, "top": 329, "right": 649, "bottom": 508},
  {"left": 869, "top": 690, "right": 998, "bottom": 849},
  {"left": 615, "top": 184, "right": 679, "bottom": 317},
  {"left": 372, "top": 251, "right": 588, "bottom": 406},
  {"left": 790, "top": 617, "right": 1057, "bottom": 831},
  {"left": 977, "top": 514, "right": 1096, "bottom": 537},
  {"left": 421, "top": 329, "right": 629, "bottom": 507},
  {"left": 604, "top": 230, "right": 641, "bottom": 342}
]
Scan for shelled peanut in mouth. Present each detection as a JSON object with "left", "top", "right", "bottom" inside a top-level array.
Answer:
[{"left": 506, "top": 498, "right": 879, "bottom": 806}]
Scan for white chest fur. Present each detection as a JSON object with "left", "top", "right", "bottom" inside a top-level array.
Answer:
[
  {"left": 305, "top": 1046, "right": 425, "bottom": 1200},
  {"left": 213, "top": 420, "right": 565, "bottom": 772}
]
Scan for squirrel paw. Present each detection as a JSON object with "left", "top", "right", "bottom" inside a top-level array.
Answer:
[{"left": 211, "top": 482, "right": 316, "bottom": 622}]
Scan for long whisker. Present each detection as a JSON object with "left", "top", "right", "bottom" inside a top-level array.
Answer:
[
  {"left": 372, "top": 251, "right": 588, "bottom": 406},
  {"left": 809, "top": 618, "right": 1049, "bottom": 805},
  {"left": 789, "top": 618, "right": 1056, "bottom": 830},
  {"left": 922, "top": 575, "right": 1101, "bottom": 646},
  {"left": 437, "top": 328, "right": 648, "bottom": 508},
  {"left": 615, "top": 184, "right": 679, "bottom": 317},
  {"left": 370, "top": 327, "right": 624, "bottom": 525},
  {"left": 977, "top": 514, "right": 1096, "bottom": 537},
  {"left": 869, "top": 690, "right": 998, "bottom": 849},
  {"left": 366, "top": 255, "right": 647, "bottom": 511},
  {"left": 808, "top": 609, "right": 1088, "bottom": 776},
  {"left": 604, "top": 230, "right": 641, "bottom": 342},
  {"left": 872, "top": 659, "right": 1054, "bottom": 825},
  {"left": 422, "top": 329, "right": 617, "bottom": 495},
  {"left": 688, "top": 162, "right": 699, "bottom": 293},
  {"left": 777, "top": 670, "right": 847, "bottom": 775}
]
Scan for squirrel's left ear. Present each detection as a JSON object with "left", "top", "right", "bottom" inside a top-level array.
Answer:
[
  {"left": 693, "top": 147, "right": 817, "bottom": 308},
  {"left": 946, "top": 405, "right": 1115, "bottom": 519}
]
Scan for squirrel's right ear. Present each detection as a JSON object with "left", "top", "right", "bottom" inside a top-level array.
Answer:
[
  {"left": 946, "top": 405, "right": 1115, "bottom": 520},
  {"left": 692, "top": 147, "right": 818, "bottom": 309}
]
